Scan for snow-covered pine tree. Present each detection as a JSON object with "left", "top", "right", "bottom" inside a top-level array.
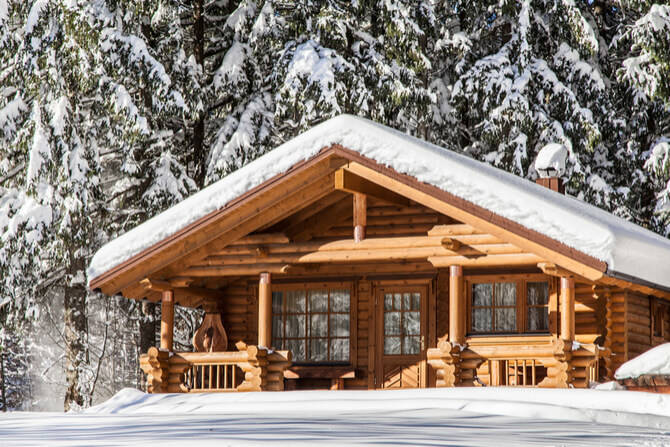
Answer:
[
  {"left": 274, "top": 0, "right": 439, "bottom": 140},
  {"left": 614, "top": 1, "right": 670, "bottom": 234},
  {"left": 0, "top": 0, "right": 104, "bottom": 411},
  {"left": 446, "top": 0, "right": 628, "bottom": 210}
]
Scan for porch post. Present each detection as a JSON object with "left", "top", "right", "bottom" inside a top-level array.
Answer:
[
  {"left": 160, "top": 290, "right": 174, "bottom": 351},
  {"left": 449, "top": 265, "right": 465, "bottom": 345},
  {"left": 353, "top": 193, "right": 367, "bottom": 242},
  {"left": 560, "top": 277, "right": 575, "bottom": 341},
  {"left": 258, "top": 272, "right": 272, "bottom": 347}
]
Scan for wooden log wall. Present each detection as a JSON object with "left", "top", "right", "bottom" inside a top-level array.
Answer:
[
  {"left": 219, "top": 279, "right": 257, "bottom": 349},
  {"left": 574, "top": 282, "right": 606, "bottom": 345},
  {"left": 625, "top": 291, "right": 652, "bottom": 362}
]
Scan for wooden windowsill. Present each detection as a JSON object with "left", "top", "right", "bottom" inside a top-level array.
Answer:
[{"left": 284, "top": 365, "right": 356, "bottom": 380}]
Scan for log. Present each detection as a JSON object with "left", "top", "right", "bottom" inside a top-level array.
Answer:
[
  {"left": 160, "top": 290, "right": 174, "bottom": 351},
  {"left": 429, "top": 253, "right": 543, "bottom": 267},
  {"left": 428, "top": 224, "right": 481, "bottom": 236},
  {"left": 185, "top": 264, "right": 290, "bottom": 277}
]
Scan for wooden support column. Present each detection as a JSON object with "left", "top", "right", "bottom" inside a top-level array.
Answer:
[
  {"left": 258, "top": 272, "right": 272, "bottom": 347},
  {"left": 353, "top": 193, "right": 366, "bottom": 242},
  {"left": 160, "top": 290, "right": 175, "bottom": 351},
  {"left": 560, "top": 277, "right": 575, "bottom": 341},
  {"left": 449, "top": 265, "right": 465, "bottom": 346}
]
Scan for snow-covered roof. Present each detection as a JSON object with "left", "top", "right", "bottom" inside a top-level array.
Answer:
[
  {"left": 615, "top": 343, "right": 670, "bottom": 380},
  {"left": 88, "top": 114, "right": 670, "bottom": 290}
]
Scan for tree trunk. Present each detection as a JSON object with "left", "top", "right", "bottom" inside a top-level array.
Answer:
[
  {"left": 192, "top": 0, "right": 206, "bottom": 187},
  {"left": 63, "top": 281, "right": 88, "bottom": 412}
]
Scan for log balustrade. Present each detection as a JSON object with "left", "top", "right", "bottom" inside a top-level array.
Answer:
[
  {"left": 140, "top": 341, "right": 292, "bottom": 393},
  {"left": 427, "top": 338, "right": 604, "bottom": 388}
]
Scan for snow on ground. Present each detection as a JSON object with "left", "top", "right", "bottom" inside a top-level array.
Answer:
[
  {"left": 616, "top": 343, "right": 670, "bottom": 379},
  {"left": 2, "top": 388, "right": 670, "bottom": 446},
  {"left": 88, "top": 115, "right": 670, "bottom": 290}
]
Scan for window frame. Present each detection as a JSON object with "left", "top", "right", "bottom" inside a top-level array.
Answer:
[
  {"left": 651, "top": 298, "right": 668, "bottom": 342},
  {"left": 271, "top": 281, "right": 354, "bottom": 366},
  {"left": 466, "top": 274, "right": 551, "bottom": 336}
]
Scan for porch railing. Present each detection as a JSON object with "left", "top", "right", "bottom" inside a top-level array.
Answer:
[
  {"left": 140, "top": 341, "right": 292, "bottom": 393},
  {"left": 428, "top": 338, "right": 603, "bottom": 388}
]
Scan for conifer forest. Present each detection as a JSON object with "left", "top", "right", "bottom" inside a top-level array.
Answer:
[{"left": 0, "top": 0, "right": 669, "bottom": 411}]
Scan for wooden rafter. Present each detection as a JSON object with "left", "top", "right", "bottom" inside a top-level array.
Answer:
[{"left": 335, "top": 168, "right": 411, "bottom": 207}]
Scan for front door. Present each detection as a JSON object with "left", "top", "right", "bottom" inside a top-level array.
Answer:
[{"left": 376, "top": 286, "right": 428, "bottom": 389}]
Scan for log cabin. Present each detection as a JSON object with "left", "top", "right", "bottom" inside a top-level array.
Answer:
[{"left": 87, "top": 115, "right": 670, "bottom": 393}]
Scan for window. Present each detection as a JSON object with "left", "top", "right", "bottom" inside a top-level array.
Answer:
[
  {"left": 468, "top": 277, "right": 550, "bottom": 335},
  {"left": 383, "top": 291, "right": 422, "bottom": 355},
  {"left": 271, "top": 285, "right": 351, "bottom": 363}
]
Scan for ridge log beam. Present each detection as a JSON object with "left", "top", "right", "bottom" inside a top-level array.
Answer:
[{"left": 335, "top": 168, "right": 411, "bottom": 207}]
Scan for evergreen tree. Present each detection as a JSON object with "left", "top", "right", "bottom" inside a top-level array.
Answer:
[
  {"left": 614, "top": 1, "right": 670, "bottom": 234},
  {"left": 445, "top": 0, "right": 625, "bottom": 209},
  {"left": 0, "top": 0, "right": 103, "bottom": 410}
]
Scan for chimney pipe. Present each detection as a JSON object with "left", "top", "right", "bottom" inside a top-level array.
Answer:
[{"left": 535, "top": 177, "right": 564, "bottom": 194}]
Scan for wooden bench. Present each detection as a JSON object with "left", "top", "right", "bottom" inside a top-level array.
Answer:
[{"left": 284, "top": 366, "right": 356, "bottom": 390}]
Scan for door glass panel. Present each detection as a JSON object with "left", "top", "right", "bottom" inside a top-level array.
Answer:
[
  {"left": 384, "top": 294, "right": 393, "bottom": 310},
  {"left": 384, "top": 336, "right": 401, "bottom": 355},
  {"left": 404, "top": 311, "right": 420, "bottom": 335},
  {"left": 403, "top": 336, "right": 420, "bottom": 355},
  {"left": 393, "top": 293, "right": 402, "bottom": 310},
  {"left": 385, "top": 312, "right": 401, "bottom": 335},
  {"left": 411, "top": 293, "right": 421, "bottom": 311},
  {"left": 402, "top": 293, "right": 411, "bottom": 310}
]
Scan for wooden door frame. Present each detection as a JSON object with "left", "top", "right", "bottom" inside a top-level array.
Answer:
[{"left": 374, "top": 281, "right": 432, "bottom": 389}]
